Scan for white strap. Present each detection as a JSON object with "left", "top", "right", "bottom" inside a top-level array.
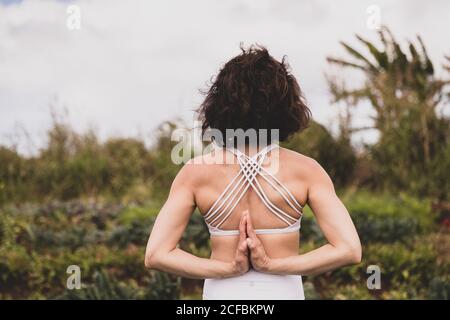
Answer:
[
  {"left": 211, "top": 154, "right": 265, "bottom": 227},
  {"left": 237, "top": 154, "right": 296, "bottom": 225},
  {"left": 204, "top": 147, "right": 268, "bottom": 220},
  {"left": 204, "top": 144, "right": 302, "bottom": 230},
  {"left": 239, "top": 152, "right": 303, "bottom": 214}
]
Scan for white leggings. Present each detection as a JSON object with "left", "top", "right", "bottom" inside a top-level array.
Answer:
[{"left": 203, "top": 269, "right": 305, "bottom": 300}]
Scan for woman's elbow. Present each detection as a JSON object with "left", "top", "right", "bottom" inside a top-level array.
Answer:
[
  {"left": 144, "top": 250, "right": 161, "bottom": 269},
  {"left": 345, "top": 242, "right": 362, "bottom": 265},
  {"left": 336, "top": 241, "right": 362, "bottom": 266}
]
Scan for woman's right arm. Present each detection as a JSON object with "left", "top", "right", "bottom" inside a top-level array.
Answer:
[{"left": 144, "top": 163, "right": 249, "bottom": 279}]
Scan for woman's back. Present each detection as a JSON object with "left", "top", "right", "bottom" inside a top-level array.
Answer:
[
  {"left": 144, "top": 45, "right": 361, "bottom": 300},
  {"left": 190, "top": 145, "right": 312, "bottom": 261}
]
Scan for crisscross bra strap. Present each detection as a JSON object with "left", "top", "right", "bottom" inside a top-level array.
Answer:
[{"left": 204, "top": 144, "right": 303, "bottom": 235}]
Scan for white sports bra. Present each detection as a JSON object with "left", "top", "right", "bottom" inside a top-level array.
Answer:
[{"left": 204, "top": 144, "right": 303, "bottom": 236}]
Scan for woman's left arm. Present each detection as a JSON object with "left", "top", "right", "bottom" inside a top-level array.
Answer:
[
  {"left": 144, "top": 163, "right": 249, "bottom": 279},
  {"left": 245, "top": 160, "right": 362, "bottom": 276}
]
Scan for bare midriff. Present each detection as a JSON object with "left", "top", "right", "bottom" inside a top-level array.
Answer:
[{"left": 209, "top": 232, "right": 300, "bottom": 262}]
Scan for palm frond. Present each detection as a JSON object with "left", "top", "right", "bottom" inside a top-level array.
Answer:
[
  {"left": 356, "top": 35, "right": 389, "bottom": 70},
  {"left": 418, "top": 35, "right": 434, "bottom": 75},
  {"left": 326, "top": 57, "right": 367, "bottom": 71},
  {"left": 339, "top": 41, "right": 378, "bottom": 72}
]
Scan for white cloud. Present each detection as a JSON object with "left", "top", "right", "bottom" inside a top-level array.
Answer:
[{"left": 0, "top": 0, "right": 449, "bottom": 154}]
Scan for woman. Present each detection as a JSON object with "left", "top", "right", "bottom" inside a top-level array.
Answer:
[{"left": 145, "top": 45, "right": 361, "bottom": 300}]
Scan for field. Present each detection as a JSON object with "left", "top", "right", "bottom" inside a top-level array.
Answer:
[
  {"left": 1, "top": 190, "right": 449, "bottom": 299},
  {"left": 1, "top": 27, "right": 449, "bottom": 299}
]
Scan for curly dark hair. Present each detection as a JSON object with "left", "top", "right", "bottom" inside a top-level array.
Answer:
[{"left": 197, "top": 45, "right": 311, "bottom": 143}]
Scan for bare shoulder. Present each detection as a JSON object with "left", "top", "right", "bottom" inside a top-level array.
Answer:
[
  {"left": 178, "top": 149, "right": 222, "bottom": 185},
  {"left": 279, "top": 147, "right": 320, "bottom": 172},
  {"left": 279, "top": 147, "right": 331, "bottom": 183}
]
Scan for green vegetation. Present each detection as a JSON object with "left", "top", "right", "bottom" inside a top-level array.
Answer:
[
  {"left": 0, "top": 27, "right": 449, "bottom": 299},
  {"left": 327, "top": 27, "right": 450, "bottom": 200},
  {"left": 0, "top": 193, "right": 447, "bottom": 299}
]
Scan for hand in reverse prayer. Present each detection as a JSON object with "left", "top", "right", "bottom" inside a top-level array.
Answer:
[{"left": 241, "top": 210, "right": 272, "bottom": 272}]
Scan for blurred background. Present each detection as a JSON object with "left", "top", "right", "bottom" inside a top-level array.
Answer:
[{"left": 0, "top": 0, "right": 449, "bottom": 299}]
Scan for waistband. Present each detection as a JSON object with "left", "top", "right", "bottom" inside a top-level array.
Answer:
[{"left": 203, "top": 269, "right": 304, "bottom": 300}]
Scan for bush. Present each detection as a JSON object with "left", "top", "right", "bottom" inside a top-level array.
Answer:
[
  {"left": 1, "top": 193, "right": 446, "bottom": 300},
  {"left": 107, "top": 220, "right": 153, "bottom": 248},
  {"left": 428, "top": 276, "right": 450, "bottom": 300},
  {"left": 0, "top": 117, "right": 160, "bottom": 204},
  {"left": 181, "top": 211, "right": 210, "bottom": 251},
  {"left": 298, "top": 207, "right": 325, "bottom": 244},
  {"left": 58, "top": 270, "right": 140, "bottom": 300},
  {"left": 57, "top": 269, "right": 180, "bottom": 300},
  {"left": 283, "top": 121, "right": 357, "bottom": 188},
  {"left": 343, "top": 191, "right": 435, "bottom": 243},
  {"left": 311, "top": 238, "right": 447, "bottom": 300},
  {"left": 144, "top": 271, "right": 181, "bottom": 300},
  {"left": 117, "top": 204, "right": 159, "bottom": 226},
  {"left": 364, "top": 242, "right": 441, "bottom": 291},
  {"left": 300, "top": 191, "right": 435, "bottom": 244}
]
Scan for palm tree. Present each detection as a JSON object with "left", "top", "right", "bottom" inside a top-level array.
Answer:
[{"left": 327, "top": 26, "right": 450, "bottom": 196}]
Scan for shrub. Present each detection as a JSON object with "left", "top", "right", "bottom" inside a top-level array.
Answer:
[
  {"left": 343, "top": 191, "right": 436, "bottom": 243},
  {"left": 282, "top": 121, "right": 357, "bottom": 188},
  {"left": 107, "top": 220, "right": 153, "bottom": 248},
  {"left": 144, "top": 271, "right": 181, "bottom": 300},
  {"left": 1, "top": 195, "right": 445, "bottom": 300},
  {"left": 57, "top": 270, "right": 180, "bottom": 300},
  {"left": 180, "top": 211, "right": 210, "bottom": 251},
  {"left": 58, "top": 270, "right": 140, "bottom": 300},
  {"left": 300, "top": 191, "right": 435, "bottom": 245},
  {"left": 117, "top": 204, "right": 159, "bottom": 226},
  {"left": 311, "top": 241, "right": 446, "bottom": 299},
  {"left": 428, "top": 276, "right": 450, "bottom": 300}
]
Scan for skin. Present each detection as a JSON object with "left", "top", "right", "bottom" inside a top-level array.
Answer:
[{"left": 145, "top": 147, "right": 362, "bottom": 278}]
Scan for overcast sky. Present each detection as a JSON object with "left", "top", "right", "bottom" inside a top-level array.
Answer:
[{"left": 1, "top": 0, "right": 449, "bottom": 155}]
